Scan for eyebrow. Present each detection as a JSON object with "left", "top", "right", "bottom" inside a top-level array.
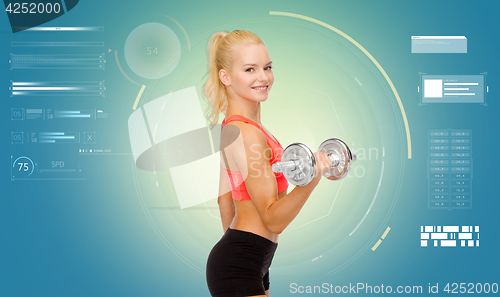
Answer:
[{"left": 242, "top": 61, "right": 272, "bottom": 67}]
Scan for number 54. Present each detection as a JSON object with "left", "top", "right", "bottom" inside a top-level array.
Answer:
[{"left": 147, "top": 47, "right": 158, "bottom": 55}]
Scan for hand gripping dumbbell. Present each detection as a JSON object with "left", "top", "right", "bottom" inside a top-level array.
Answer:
[{"left": 271, "top": 138, "right": 357, "bottom": 186}]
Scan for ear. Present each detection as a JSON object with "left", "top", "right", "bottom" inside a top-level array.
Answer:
[{"left": 219, "top": 68, "right": 231, "bottom": 87}]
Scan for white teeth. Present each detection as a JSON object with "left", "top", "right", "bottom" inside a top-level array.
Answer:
[{"left": 253, "top": 86, "right": 267, "bottom": 90}]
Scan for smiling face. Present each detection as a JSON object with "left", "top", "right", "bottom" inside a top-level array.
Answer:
[{"left": 220, "top": 43, "right": 274, "bottom": 103}]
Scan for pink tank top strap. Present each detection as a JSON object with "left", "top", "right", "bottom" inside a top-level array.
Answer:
[
  {"left": 222, "top": 115, "right": 282, "bottom": 147},
  {"left": 222, "top": 115, "right": 260, "bottom": 129}
]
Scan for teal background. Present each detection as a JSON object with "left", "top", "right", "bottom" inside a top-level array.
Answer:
[{"left": 2, "top": 0, "right": 499, "bottom": 296}]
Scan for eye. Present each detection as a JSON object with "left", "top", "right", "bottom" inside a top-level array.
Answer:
[
  {"left": 245, "top": 68, "right": 254, "bottom": 72},
  {"left": 264, "top": 66, "right": 272, "bottom": 70}
]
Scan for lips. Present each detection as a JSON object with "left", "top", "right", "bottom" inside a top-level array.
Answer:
[{"left": 251, "top": 85, "right": 269, "bottom": 92}]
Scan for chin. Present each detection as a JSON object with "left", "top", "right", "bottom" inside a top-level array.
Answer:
[
  {"left": 240, "top": 93, "right": 268, "bottom": 103},
  {"left": 251, "top": 96, "right": 268, "bottom": 103},
  {"left": 253, "top": 92, "right": 271, "bottom": 102}
]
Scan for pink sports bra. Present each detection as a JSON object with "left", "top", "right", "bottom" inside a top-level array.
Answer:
[{"left": 221, "top": 115, "right": 289, "bottom": 200}]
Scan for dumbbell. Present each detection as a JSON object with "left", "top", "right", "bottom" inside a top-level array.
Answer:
[{"left": 271, "top": 138, "right": 357, "bottom": 186}]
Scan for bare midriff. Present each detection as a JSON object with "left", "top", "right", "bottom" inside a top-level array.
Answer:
[{"left": 230, "top": 189, "right": 287, "bottom": 243}]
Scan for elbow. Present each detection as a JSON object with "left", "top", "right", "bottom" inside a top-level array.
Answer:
[
  {"left": 261, "top": 205, "right": 286, "bottom": 234},
  {"left": 263, "top": 220, "right": 285, "bottom": 235},
  {"left": 273, "top": 227, "right": 284, "bottom": 235},
  {"left": 268, "top": 225, "right": 284, "bottom": 235}
]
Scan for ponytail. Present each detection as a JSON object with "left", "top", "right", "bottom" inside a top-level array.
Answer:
[{"left": 202, "top": 30, "right": 264, "bottom": 130}]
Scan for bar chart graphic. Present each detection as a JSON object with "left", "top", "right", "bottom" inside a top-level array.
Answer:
[{"left": 10, "top": 81, "right": 105, "bottom": 97}]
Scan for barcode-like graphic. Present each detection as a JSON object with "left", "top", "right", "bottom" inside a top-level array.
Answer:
[{"left": 421, "top": 226, "right": 479, "bottom": 247}]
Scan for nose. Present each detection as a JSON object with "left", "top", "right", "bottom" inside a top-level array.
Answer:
[{"left": 258, "top": 69, "right": 269, "bottom": 83}]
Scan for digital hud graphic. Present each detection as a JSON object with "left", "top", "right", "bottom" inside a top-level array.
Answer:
[{"left": 2, "top": 1, "right": 499, "bottom": 296}]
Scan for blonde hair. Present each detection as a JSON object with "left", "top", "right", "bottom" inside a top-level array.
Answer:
[{"left": 202, "top": 30, "right": 264, "bottom": 130}]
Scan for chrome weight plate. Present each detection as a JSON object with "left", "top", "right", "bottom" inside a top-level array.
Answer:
[
  {"left": 277, "top": 143, "right": 315, "bottom": 186},
  {"left": 318, "top": 138, "right": 356, "bottom": 180}
]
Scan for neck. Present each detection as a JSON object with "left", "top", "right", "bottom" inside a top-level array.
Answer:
[{"left": 225, "top": 94, "right": 261, "bottom": 124}]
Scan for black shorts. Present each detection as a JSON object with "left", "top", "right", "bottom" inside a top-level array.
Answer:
[{"left": 206, "top": 228, "right": 278, "bottom": 297}]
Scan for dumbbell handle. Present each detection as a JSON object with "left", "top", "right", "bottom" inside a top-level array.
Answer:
[{"left": 272, "top": 152, "right": 340, "bottom": 173}]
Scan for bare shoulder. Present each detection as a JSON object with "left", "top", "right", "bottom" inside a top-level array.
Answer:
[
  {"left": 221, "top": 122, "right": 271, "bottom": 173},
  {"left": 222, "top": 122, "right": 268, "bottom": 151}
]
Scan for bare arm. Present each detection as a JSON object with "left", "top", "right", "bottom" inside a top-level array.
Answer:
[
  {"left": 231, "top": 124, "right": 332, "bottom": 234},
  {"left": 218, "top": 162, "right": 235, "bottom": 233}
]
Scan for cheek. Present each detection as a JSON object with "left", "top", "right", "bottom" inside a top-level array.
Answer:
[
  {"left": 242, "top": 76, "right": 254, "bottom": 89},
  {"left": 235, "top": 74, "right": 251, "bottom": 89},
  {"left": 269, "top": 72, "right": 275, "bottom": 86}
]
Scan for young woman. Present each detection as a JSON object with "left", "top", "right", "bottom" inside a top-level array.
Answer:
[{"left": 204, "top": 30, "right": 333, "bottom": 297}]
